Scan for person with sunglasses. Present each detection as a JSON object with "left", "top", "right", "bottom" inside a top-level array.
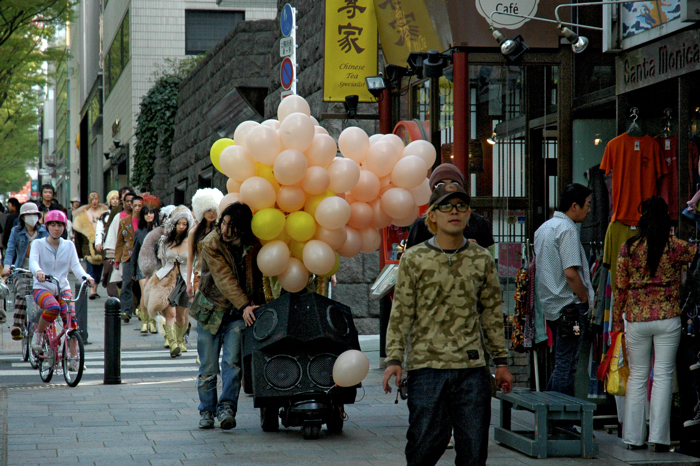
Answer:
[{"left": 383, "top": 183, "right": 513, "bottom": 465}]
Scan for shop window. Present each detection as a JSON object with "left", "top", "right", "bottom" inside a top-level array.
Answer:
[
  {"left": 104, "top": 10, "right": 130, "bottom": 99},
  {"left": 185, "top": 10, "right": 244, "bottom": 55},
  {"left": 174, "top": 181, "right": 187, "bottom": 206}
]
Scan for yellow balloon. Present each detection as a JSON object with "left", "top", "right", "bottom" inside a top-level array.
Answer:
[
  {"left": 251, "top": 208, "right": 286, "bottom": 241},
  {"left": 320, "top": 253, "right": 341, "bottom": 278},
  {"left": 304, "top": 190, "right": 335, "bottom": 218},
  {"left": 286, "top": 211, "right": 317, "bottom": 242},
  {"left": 256, "top": 162, "right": 281, "bottom": 193},
  {"left": 210, "top": 138, "right": 235, "bottom": 173},
  {"left": 289, "top": 240, "right": 306, "bottom": 260}
]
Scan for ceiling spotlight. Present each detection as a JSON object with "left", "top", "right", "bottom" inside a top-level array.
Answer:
[
  {"left": 559, "top": 26, "right": 589, "bottom": 53},
  {"left": 487, "top": 132, "right": 498, "bottom": 145}
]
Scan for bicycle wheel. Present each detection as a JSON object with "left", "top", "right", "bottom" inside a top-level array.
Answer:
[
  {"left": 62, "top": 330, "right": 84, "bottom": 387},
  {"left": 39, "top": 335, "right": 54, "bottom": 383},
  {"left": 27, "top": 324, "right": 39, "bottom": 369},
  {"left": 21, "top": 324, "right": 30, "bottom": 362}
]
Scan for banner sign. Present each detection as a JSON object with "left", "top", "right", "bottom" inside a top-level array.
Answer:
[{"left": 324, "top": 0, "right": 378, "bottom": 102}]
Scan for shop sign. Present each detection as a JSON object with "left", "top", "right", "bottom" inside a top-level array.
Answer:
[
  {"left": 476, "top": 0, "right": 541, "bottom": 29},
  {"left": 324, "top": 0, "right": 378, "bottom": 102},
  {"left": 616, "top": 28, "right": 700, "bottom": 94}
]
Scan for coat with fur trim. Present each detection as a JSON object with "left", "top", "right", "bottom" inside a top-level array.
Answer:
[
  {"left": 72, "top": 204, "right": 109, "bottom": 264},
  {"left": 138, "top": 226, "right": 164, "bottom": 278}
]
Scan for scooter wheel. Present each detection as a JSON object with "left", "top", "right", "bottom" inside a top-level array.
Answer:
[{"left": 303, "top": 423, "right": 321, "bottom": 440}]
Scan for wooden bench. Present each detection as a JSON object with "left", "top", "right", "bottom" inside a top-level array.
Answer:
[{"left": 494, "top": 389, "right": 598, "bottom": 459}]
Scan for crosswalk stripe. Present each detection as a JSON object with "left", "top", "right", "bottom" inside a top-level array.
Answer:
[
  {"left": 0, "top": 366, "right": 199, "bottom": 376},
  {"left": 10, "top": 358, "right": 201, "bottom": 367}
]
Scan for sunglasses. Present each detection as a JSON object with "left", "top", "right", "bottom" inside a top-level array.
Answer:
[{"left": 436, "top": 202, "right": 469, "bottom": 213}]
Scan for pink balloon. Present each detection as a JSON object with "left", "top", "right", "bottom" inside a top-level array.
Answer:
[
  {"left": 279, "top": 112, "right": 315, "bottom": 152},
  {"left": 337, "top": 226, "right": 362, "bottom": 257},
  {"left": 369, "top": 198, "right": 393, "bottom": 229},
  {"left": 365, "top": 141, "right": 400, "bottom": 177},
  {"left": 277, "top": 185, "right": 306, "bottom": 212},
  {"left": 219, "top": 193, "right": 240, "bottom": 215},
  {"left": 278, "top": 258, "right": 310, "bottom": 292},
  {"left": 310, "top": 116, "right": 320, "bottom": 126},
  {"left": 392, "top": 204, "right": 420, "bottom": 227},
  {"left": 314, "top": 126, "right": 329, "bottom": 135},
  {"left": 302, "top": 239, "right": 336, "bottom": 275},
  {"left": 274, "top": 149, "right": 308, "bottom": 186},
  {"left": 257, "top": 241, "right": 291, "bottom": 276},
  {"left": 226, "top": 178, "right": 241, "bottom": 194},
  {"left": 301, "top": 166, "right": 330, "bottom": 195},
  {"left": 261, "top": 119, "right": 280, "bottom": 130},
  {"left": 314, "top": 226, "right": 348, "bottom": 250},
  {"left": 304, "top": 134, "right": 337, "bottom": 167},
  {"left": 344, "top": 193, "right": 356, "bottom": 204},
  {"left": 402, "top": 140, "right": 436, "bottom": 167},
  {"left": 338, "top": 127, "right": 370, "bottom": 163},
  {"left": 233, "top": 121, "right": 260, "bottom": 149},
  {"left": 315, "top": 196, "right": 351, "bottom": 230},
  {"left": 410, "top": 178, "right": 431, "bottom": 206},
  {"left": 391, "top": 155, "right": 429, "bottom": 189},
  {"left": 378, "top": 174, "right": 392, "bottom": 189},
  {"left": 369, "top": 134, "right": 384, "bottom": 145},
  {"left": 359, "top": 227, "right": 381, "bottom": 253},
  {"left": 381, "top": 134, "right": 406, "bottom": 157},
  {"left": 327, "top": 158, "right": 361, "bottom": 194},
  {"left": 381, "top": 187, "right": 415, "bottom": 219},
  {"left": 239, "top": 177, "right": 277, "bottom": 211},
  {"left": 348, "top": 201, "right": 373, "bottom": 229},
  {"left": 220, "top": 145, "right": 255, "bottom": 181},
  {"left": 278, "top": 94, "right": 311, "bottom": 121},
  {"left": 350, "top": 170, "right": 380, "bottom": 203},
  {"left": 246, "top": 125, "right": 281, "bottom": 165}
]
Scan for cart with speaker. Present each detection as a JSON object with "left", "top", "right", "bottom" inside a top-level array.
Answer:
[{"left": 243, "top": 292, "right": 361, "bottom": 440}]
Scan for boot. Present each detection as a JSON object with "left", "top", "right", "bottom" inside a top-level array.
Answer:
[
  {"left": 149, "top": 318, "right": 157, "bottom": 334},
  {"left": 140, "top": 317, "right": 148, "bottom": 333},
  {"left": 165, "top": 325, "right": 180, "bottom": 358},
  {"left": 175, "top": 323, "right": 187, "bottom": 354}
]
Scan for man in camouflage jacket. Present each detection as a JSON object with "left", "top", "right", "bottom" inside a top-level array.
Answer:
[
  {"left": 383, "top": 183, "right": 513, "bottom": 466},
  {"left": 190, "top": 202, "right": 265, "bottom": 430}
]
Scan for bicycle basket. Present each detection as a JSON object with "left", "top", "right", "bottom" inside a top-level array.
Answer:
[{"left": 25, "top": 295, "right": 42, "bottom": 324}]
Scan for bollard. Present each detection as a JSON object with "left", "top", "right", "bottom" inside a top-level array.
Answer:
[
  {"left": 74, "top": 282, "right": 89, "bottom": 343},
  {"left": 104, "top": 297, "right": 122, "bottom": 384}
]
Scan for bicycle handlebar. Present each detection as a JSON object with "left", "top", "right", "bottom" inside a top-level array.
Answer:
[{"left": 43, "top": 275, "right": 90, "bottom": 303}]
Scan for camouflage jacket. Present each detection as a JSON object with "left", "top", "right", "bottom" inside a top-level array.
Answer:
[{"left": 385, "top": 240, "right": 509, "bottom": 370}]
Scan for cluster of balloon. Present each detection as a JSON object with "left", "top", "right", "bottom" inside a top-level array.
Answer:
[{"left": 208, "top": 95, "right": 435, "bottom": 293}]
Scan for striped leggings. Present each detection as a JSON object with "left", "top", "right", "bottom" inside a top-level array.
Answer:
[{"left": 33, "top": 289, "right": 77, "bottom": 329}]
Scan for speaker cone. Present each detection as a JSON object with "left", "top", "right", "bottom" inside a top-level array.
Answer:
[
  {"left": 264, "top": 355, "right": 302, "bottom": 390},
  {"left": 326, "top": 305, "right": 350, "bottom": 336},
  {"left": 253, "top": 308, "right": 278, "bottom": 341},
  {"left": 308, "top": 353, "right": 337, "bottom": 388}
]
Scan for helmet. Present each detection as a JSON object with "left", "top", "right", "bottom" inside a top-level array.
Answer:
[
  {"left": 19, "top": 202, "right": 40, "bottom": 217},
  {"left": 45, "top": 209, "right": 68, "bottom": 225}
]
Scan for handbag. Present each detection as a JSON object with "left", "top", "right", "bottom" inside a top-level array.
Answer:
[
  {"left": 605, "top": 332, "right": 630, "bottom": 396},
  {"left": 596, "top": 330, "right": 620, "bottom": 381}
]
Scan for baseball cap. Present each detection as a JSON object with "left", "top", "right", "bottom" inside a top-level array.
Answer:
[
  {"left": 71, "top": 197, "right": 80, "bottom": 203},
  {"left": 428, "top": 163, "right": 467, "bottom": 190},
  {"left": 429, "top": 183, "right": 470, "bottom": 207}
]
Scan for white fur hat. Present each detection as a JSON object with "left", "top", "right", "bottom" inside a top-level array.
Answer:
[
  {"left": 191, "top": 188, "right": 224, "bottom": 222},
  {"left": 164, "top": 205, "right": 195, "bottom": 234}
]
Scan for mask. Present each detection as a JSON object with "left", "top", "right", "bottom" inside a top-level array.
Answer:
[{"left": 23, "top": 215, "right": 39, "bottom": 227}]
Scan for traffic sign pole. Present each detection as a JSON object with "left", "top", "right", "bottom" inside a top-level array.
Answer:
[{"left": 291, "top": 6, "right": 297, "bottom": 95}]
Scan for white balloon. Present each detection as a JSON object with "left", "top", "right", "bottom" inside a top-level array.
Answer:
[
  {"left": 332, "top": 350, "right": 370, "bottom": 387},
  {"left": 369, "top": 134, "right": 384, "bottom": 145},
  {"left": 261, "top": 119, "right": 280, "bottom": 131},
  {"left": 402, "top": 140, "right": 437, "bottom": 167},
  {"left": 278, "top": 94, "right": 311, "bottom": 121},
  {"left": 233, "top": 121, "right": 260, "bottom": 149}
]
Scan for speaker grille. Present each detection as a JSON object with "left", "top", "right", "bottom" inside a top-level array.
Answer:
[
  {"left": 253, "top": 308, "right": 278, "bottom": 341},
  {"left": 326, "top": 305, "right": 349, "bottom": 336},
  {"left": 308, "top": 353, "right": 336, "bottom": 388},
  {"left": 264, "top": 355, "right": 302, "bottom": 390}
]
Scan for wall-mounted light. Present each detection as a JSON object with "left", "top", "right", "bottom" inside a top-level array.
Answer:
[
  {"left": 559, "top": 26, "right": 589, "bottom": 53},
  {"left": 487, "top": 132, "right": 498, "bottom": 145},
  {"left": 407, "top": 52, "right": 427, "bottom": 79},
  {"left": 365, "top": 76, "right": 386, "bottom": 98},
  {"left": 490, "top": 27, "right": 529, "bottom": 61},
  {"left": 594, "top": 138, "right": 603, "bottom": 145},
  {"left": 423, "top": 50, "right": 445, "bottom": 78},
  {"left": 344, "top": 95, "right": 359, "bottom": 119}
]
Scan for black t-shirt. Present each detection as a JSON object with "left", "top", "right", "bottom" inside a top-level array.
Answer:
[{"left": 405, "top": 211, "right": 495, "bottom": 250}]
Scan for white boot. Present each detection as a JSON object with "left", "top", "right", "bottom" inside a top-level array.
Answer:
[{"left": 31, "top": 332, "right": 44, "bottom": 352}]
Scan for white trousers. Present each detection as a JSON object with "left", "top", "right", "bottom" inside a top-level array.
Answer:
[{"left": 623, "top": 316, "right": 680, "bottom": 446}]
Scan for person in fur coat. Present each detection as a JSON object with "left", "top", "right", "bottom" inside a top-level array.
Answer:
[
  {"left": 72, "top": 192, "right": 109, "bottom": 298},
  {"left": 187, "top": 188, "right": 224, "bottom": 299}
]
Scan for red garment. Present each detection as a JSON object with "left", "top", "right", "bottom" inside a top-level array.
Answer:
[
  {"left": 600, "top": 134, "right": 667, "bottom": 226},
  {"left": 655, "top": 134, "right": 678, "bottom": 220},
  {"left": 690, "top": 137, "right": 700, "bottom": 194}
]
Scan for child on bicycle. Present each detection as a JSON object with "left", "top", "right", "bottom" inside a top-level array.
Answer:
[{"left": 29, "top": 210, "right": 94, "bottom": 352}]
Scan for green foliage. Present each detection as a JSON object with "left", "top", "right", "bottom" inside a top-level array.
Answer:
[{"left": 131, "top": 56, "right": 204, "bottom": 191}]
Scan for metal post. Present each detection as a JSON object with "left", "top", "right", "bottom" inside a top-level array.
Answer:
[
  {"left": 104, "top": 297, "right": 122, "bottom": 384},
  {"left": 74, "top": 282, "right": 88, "bottom": 343}
]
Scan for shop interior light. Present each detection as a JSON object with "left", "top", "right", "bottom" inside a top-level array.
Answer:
[
  {"left": 487, "top": 132, "right": 498, "bottom": 145},
  {"left": 559, "top": 26, "right": 589, "bottom": 53}
]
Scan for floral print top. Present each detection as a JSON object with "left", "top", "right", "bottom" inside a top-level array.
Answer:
[{"left": 612, "top": 237, "right": 696, "bottom": 330}]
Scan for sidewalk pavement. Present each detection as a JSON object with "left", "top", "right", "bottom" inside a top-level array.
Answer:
[{"left": 2, "top": 289, "right": 700, "bottom": 465}]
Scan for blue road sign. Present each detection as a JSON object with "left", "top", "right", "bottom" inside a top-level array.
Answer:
[
  {"left": 280, "top": 57, "right": 294, "bottom": 90},
  {"left": 281, "top": 3, "right": 294, "bottom": 37}
]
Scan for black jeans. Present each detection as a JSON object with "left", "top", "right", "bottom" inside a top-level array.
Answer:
[
  {"left": 406, "top": 367, "right": 491, "bottom": 466},
  {"left": 119, "top": 258, "right": 134, "bottom": 316}
]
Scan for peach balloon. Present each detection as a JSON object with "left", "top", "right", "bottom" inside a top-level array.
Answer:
[
  {"left": 402, "top": 140, "right": 436, "bottom": 167},
  {"left": 304, "top": 134, "right": 337, "bottom": 167},
  {"left": 277, "top": 185, "right": 306, "bottom": 212},
  {"left": 278, "top": 258, "right": 310, "bottom": 293},
  {"left": 289, "top": 240, "right": 306, "bottom": 260},
  {"left": 233, "top": 121, "right": 259, "bottom": 149},
  {"left": 261, "top": 119, "right": 280, "bottom": 131},
  {"left": 302, "top": 240, "right": 336, "bottom": 275},
  {"left": 344, "top": 193, "right": 356, "bottom": 204},
  {"left": 304, "top": 191, "right": 334, "bottom": 218},
  {"left": 301, "top": 166, "right": 330, "bottom": 195},
  {"left": 378, "top": 174, "right": 392, "bottom": 189},
  {"left": 279, "top": 112, "right": 315, "bottom": 152},
  {"left": 391, "top": 155, "right": 429, "bottom": 189},
  {"left": 392, "top": 204, "right": 420, "bottom": 227},
  {"left": 370, "top": 198, "right": 393, "bottom": 229},
  {"left": 381, "top": 134, "right": 406, "bottom": 157},
  {"left": 218, "top": 193, "right": 240, "bottom": 215},
  {"left": 315, "top": 196, "right": 352, "bottom": 230},
  {"left": 348, "top": 201, "right": 373, "bottom": 229},
  {"left": 226, "top": 178, "right": 242, "bottom": 194},
  {"left": 365, "top": 141, "right": 400, "bottom": 177},
  {"left": 246, "top": 125, "right": 282, "bottom": 165},
  {"left": 278, "top": 94, "right": 311, "bottom": 121},
  {"left": 257, "top": 241, "right": 291, "bottom": 276},
  {"left": 368, "top": 134, "right": 384, "bottom": 145},
  {"left": 314, "top": 226, "right": 347, "bottom": 250},
  {"left": 327, "top": 158, "right": 361, "bottom": 194},
  {"left": 219, "top": 145, "right": 255, "bottom": 181},
  {"left": 359, "top": 227, "right": 381, "bottom": 253},
  {"left": 338, "top": 127, "right": 370, "bottom": 163},
  {"left": 274, "top": 149, "right": 308, "bottom": 186},
  {"left": 314, "top": 126, "right": 329, "bottom": 135},
  {"left": 410, "top": 178, "right": 431, "bottom": 206},
  {"left": 310, "top": 116, "right": 320, "bottom": 126},
  {"left": 337, "top": 226, "right": 362, "bottom": 257},
  {"left": 381, "top": 187, "right": 415, "bottom": 219},
  {"left": 239, "top": 176, "right": 277, "bottom": 211},
  {"left": 350, "top": 170, "right": 380, "bottom": 203}
]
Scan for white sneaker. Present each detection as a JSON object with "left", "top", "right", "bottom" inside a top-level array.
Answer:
[
  {"left": 690, "top": 361, "right": 700, "bottom": 371},
  {"left": 31, "top": 332, "right": 44, "bottom": 352}
]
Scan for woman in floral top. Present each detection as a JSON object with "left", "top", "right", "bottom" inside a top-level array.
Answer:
[{"left": 613, "top": 197, "right": 697, "bottom": 451}]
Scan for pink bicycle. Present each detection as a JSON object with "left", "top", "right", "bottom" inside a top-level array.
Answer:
[{"left": 35, "top": 276, "right": 89, "bottom": 387}]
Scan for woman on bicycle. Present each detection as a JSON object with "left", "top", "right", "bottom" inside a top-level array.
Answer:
[
  {"left": 2, "top": 202, "right": 48, "bottom": 340},
  {"left": 29, "top": 210, "right": 94, "bottom": 352}
]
